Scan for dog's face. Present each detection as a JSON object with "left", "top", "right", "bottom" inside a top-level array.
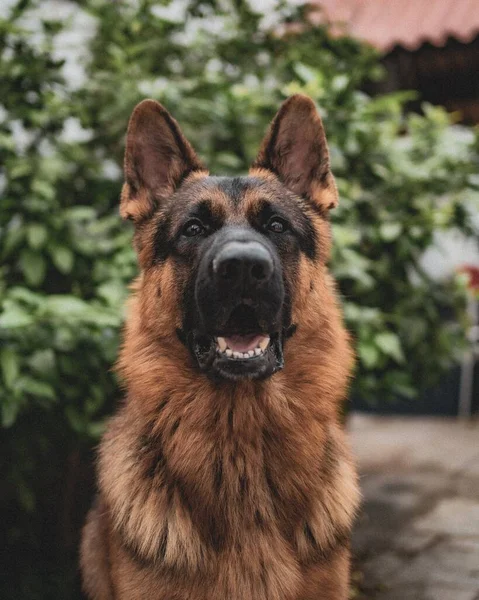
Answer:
[{"left": 121, "top": 95, "right": 338, "bottom": 381}]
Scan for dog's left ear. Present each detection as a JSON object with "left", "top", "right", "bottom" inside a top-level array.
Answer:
[
  {"left": 252, "top": 95, "right": 338, "bottom": 211},
  {"left": 121, "top": 99, "right": 205, "bottom": 222}
]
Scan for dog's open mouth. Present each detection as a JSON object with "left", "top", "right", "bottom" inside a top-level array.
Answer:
[
  {"left": 191, "top": 303, "right": 283, "bottom": 380},
  {"left": 216, "top": 333, "right": 270, "bottom": 359},
  {"left": 215, "top": 303, "right": 270, "bottom": 360}
]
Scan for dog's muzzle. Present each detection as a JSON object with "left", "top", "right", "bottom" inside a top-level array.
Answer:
[{"left": 190, "top": 226, "right": 285, "bottom": 380}]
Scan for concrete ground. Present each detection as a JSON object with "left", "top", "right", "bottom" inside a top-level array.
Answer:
[{"left": 349, "top": 414, "right": 479, "bottom": 600}]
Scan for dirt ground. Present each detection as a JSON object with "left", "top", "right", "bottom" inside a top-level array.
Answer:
[{"left": 349, "top": 414, "right": 479, "bottom": 600}]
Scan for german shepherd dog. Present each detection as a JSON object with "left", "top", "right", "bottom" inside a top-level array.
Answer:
[{"left": 81, "top": 95, "right": 360, "bottom": 599}]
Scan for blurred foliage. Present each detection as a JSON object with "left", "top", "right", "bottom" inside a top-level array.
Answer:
[{"left": 0, "top": 0, "right": 478, "bottom": 597}]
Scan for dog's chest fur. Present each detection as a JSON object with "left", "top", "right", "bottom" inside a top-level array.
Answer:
[{"left": 97, "top": 380, "right": 358, "bottom": 600}]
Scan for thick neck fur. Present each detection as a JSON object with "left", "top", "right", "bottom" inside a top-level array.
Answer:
[{"left": 99, "top": 269, "right": 359, "bottom": 585}]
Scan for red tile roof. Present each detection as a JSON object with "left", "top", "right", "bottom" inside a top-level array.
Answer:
[{"left": 309, "top": 0, "right": 479, "bottom": 52}]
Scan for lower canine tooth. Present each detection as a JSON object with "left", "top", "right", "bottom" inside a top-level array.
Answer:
[
  {"left": 225, "top": 349, "right": 233, "bottom": 357},
  {"left": 254, "top": 348, "right": 261, "bottom": 356},
  {"left": 259, "top": 336, "right": 270, "bottom": 351}
]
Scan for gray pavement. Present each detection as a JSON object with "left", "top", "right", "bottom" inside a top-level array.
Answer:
[{"left": 349, "top": 414, "right": 479, "bottom": 600}]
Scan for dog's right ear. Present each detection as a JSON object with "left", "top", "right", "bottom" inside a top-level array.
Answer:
[
  {"left": 251, "top": 95, "right": 338, "bottom": 212},
  {"left": 121, "top": 99, "right": 205, "bottom": 222}
]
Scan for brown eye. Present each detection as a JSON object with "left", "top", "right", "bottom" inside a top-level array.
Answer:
[
  {"left": 266, "top": 217, "right": 288, "bottom": 234},
  {"left": 183, "top": 219, "right": 205, "bottom": 237}
]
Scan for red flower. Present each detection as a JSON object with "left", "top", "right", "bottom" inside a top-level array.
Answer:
[{"left": 458, "top": 264, "right": 479, "bottom": 292}]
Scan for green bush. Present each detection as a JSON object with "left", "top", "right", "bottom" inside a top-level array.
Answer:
[{"left": 1, "top": 0, "right": 478, "bottom": 597}]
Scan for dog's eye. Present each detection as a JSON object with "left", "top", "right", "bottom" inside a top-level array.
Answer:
[
  {"left": 266, "top": 217, "right": 288, "bottom": 234},
  {"left": 182, "top": 219, "right": 205, "bottom": 237}
]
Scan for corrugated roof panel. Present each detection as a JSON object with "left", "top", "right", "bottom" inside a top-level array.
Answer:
[{"left": 310, "top": 0, "right": 479, "bottom": 52}]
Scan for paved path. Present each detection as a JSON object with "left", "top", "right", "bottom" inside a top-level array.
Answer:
[{"left": 349, "top": 415, "right": 479, "bottom": 600}]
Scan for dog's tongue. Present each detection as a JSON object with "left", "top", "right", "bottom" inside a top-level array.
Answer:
[{"left": 224, "top": 334, "right": 265, "bottom": 353}]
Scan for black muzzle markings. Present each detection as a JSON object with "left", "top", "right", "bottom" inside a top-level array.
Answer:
[{"left": 191, "top": 226, "right": 285, "bottom": 380}]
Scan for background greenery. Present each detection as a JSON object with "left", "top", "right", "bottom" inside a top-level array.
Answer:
[{"left": 1, "top": 0, "right": 478, "bottom": 597}]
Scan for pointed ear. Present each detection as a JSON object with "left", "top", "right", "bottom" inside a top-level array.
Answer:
[
  {"left": 252, "top": 95, "right": 338, "bottom": 211},
  {"left": 120, "top": 99, "right": 205, "bottom": 222}
]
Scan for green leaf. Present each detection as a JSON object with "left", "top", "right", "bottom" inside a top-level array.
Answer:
[
  {"left": 1, "top": 348, "right": 19, "bottom": 389},
  {"left": 379, "top": 223, "right": 402, "bottom": 241},
  {"left": 31, "top": 179, "right": 55, "bottom": 201},
  {"left": 19, "top": 377, "right": 56, "bottom": 400},
  {"left": 19, "top": 250, "right": 46, "bottom": 287},
  {"left": 293, "top": 63, "right": 320, "bottom": 84},
  {"left": 65, "top": 405, "right": 86, "bottom": 434},
  {"left": 0, "top": 306, "right": 34, "bottom": 328},
  {"left": 96, "top": 280, "right": 126, "bottom": 306},
  {"left": 44, "top": 295, "right": 89, "bottom": 316},
  {"left": 29, "top": 349, "right": 56, "bottom": 375},
  {"left": 9, "top": 162, "right": 32, "bottom": 179},
  {"left": 1, "top": 398, "right": 21, "bottom": 428},
  {"left": 358, "top": 343, "right": 379, "bottom": 368},
  {"left": 375, "top": 332, "right": 405, "bottom": 363},
  {"left": 2, "top": 222, "right": 25, "bottom": 257},
  {"left": 87, "top": 420, "right": 107, "bottom": 439},
  {"left": 50, "top": 245, "right": 74, "bottom": 274},
  {"left": 26, "top": 223, "right": 48, "bottom": 249}
]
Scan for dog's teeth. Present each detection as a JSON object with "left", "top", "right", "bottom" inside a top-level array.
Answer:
[
  {"left": 233, "top": 351, "right": 242, "bottom": 359},
  {"left": 217, "top": 337, "right": 227, "bottom": 352},
  {"left": 248, "top": 350, "right": 255, "bottom": 357},
  {"left": 225, "top": 349, "right": 233, "bottom": 357},
  {"left": 254, "top": 347, "right": 262, "bottom": 356},
  {"left": 259, "top": 336, "right": 270, "bottom": 351}
]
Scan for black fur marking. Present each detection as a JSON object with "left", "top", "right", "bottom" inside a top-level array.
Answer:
[
  {"left": 264, "top": 467, "right": 281, "bottom": 503},
  {"left": 139, "top": 431, "right": 167, "bottom": 480},
  {"left": 215, "top": 176, "right": 250, "bottom": 208},
  {"left": 304, "top": 196, "right": 329, "bottom": 219},
  {"left": 228, "top": 406, "right": 234, "bottom": 433},
  {"left": 179, "top": 272, "right": 199, "bottom": 357},
  {"left": 304, "top": 522, "right": 318, "bottom": 549},
  {"left": 170, "top": 418, "right": 181, "bottom": 436},
  {"left": 187, "top": 198, "right": 224, "bottom": 232},
  {"left": 260, "top": 106, "right": 283, "bottom": 176},
  {"left": 153, "top": 215, "right": 172, "bottom": 263},
  {"left": 214, "top": 455, "right": 223, "bottom": 493},
  {"left": 157, "top": 526, "right": 168, "bottom": 561},
  {"left": 176, "top": 478, "right": 194, "bottom": 514},
  {"left": 176, "top": 327, "right": 187, "bottom": 346},
  {"left": 255, "top": 509, "right": 265, "bottom": 529},
  {"left": 120, "top": 533, "right": 154, "bottom": 569},
  {"left": 281, "top": 279, "right": 294, "bottom": 340},
  {"left": 207, "top": 520, "right": 225, "bottom": 553},
  {"left": 284, "top": 323, "right": 297, "bottom": 339},
  {"left": 297, "top": 210, "right": 317, "bottom": 260},
  {"left": 119, "top": 520, "right": 169, "bottom": 568},
  {"left": 259, "top": 557, "right": 268, "bottom": 592},
  {"left": 239, "top": 472, "right": 247, "bottom": 498},
  {"left": 301, "top": 526, "right": 349, "bottom": 566},
  {"left": 157, "top": 398, "right": 169, "bottom": 414}
]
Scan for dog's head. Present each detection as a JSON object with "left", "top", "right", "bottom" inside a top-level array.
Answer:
[{"left": 121, "top": 95, "right": 338, "bottom": 381}]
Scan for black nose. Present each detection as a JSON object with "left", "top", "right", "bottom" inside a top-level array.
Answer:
[{"left": 213, "top": 241, "right": 274, "bottom": 290}]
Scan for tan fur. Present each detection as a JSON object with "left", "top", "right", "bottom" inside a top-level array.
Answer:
[{"left": 81, "top": 95, "right": 360, "bottom": 600}]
